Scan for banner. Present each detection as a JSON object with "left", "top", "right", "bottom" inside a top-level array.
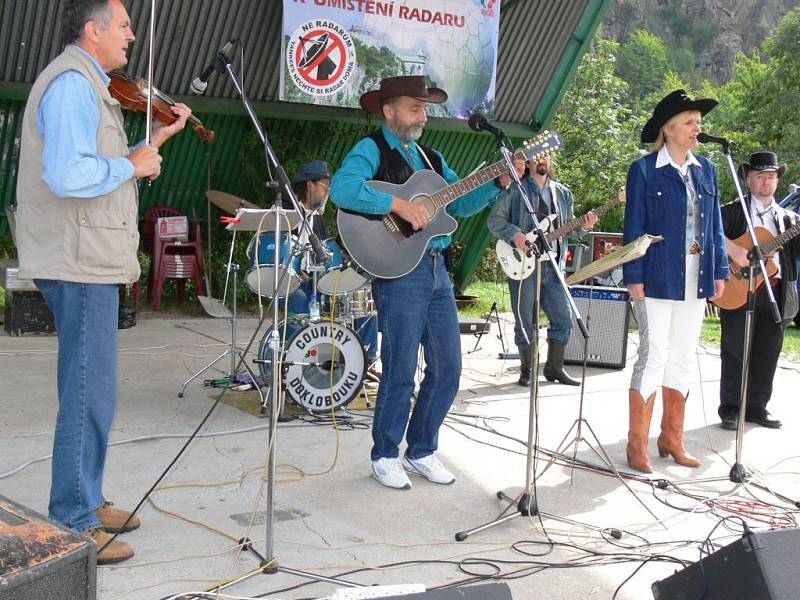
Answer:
[{"left": 280, "top": 0, "right": 501, "bottom": 119}]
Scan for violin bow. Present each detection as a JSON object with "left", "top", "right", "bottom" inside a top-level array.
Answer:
[{"left": 144, "top": 0, "right": 156, "bottom": 147}]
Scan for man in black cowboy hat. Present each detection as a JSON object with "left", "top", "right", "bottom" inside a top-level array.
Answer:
[
  {"left": 719, "top": 151, "right": 800, "bottom": 430},
  {"left": 330, "top": 75, "right": 523, "bottom": 490}
]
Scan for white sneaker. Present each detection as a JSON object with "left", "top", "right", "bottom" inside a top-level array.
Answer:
[
  {"left": 402, "top": 454, "right": 455, "bottom": 484},
  {"left": 371, "top": 457, "right": 412, "bottom": 489}
]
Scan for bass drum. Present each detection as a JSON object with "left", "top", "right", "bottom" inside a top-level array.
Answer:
[{"left": 258, "top": 317, "right": 367, "bottom": 413}]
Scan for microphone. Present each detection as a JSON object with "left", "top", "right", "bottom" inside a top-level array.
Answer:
[
  {"left": 697, "top": 132, "right": 730, "bottom": 145},
  {"left": 191, "top": 39, "right": 236, "bottom": 95},
  {"left": 467, "top": 112, "right": 505, "bottom": 139}
]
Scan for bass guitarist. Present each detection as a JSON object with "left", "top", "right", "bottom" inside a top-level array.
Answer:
[
  {"left": 719, "top": 151, "right": 800, "bottom": 431},
  {"left": 487, "top": 154, "right": 597, "bottom": 387},
  {"left": 330, "top": 75, "right": 524, "bottom": 490}
]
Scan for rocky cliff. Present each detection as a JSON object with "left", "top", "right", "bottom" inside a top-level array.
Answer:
[{"left": 603, "top": 0, "right": 800, "bottom": 81}]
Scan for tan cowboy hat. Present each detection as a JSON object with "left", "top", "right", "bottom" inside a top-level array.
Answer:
[{"left": 359, "top": 75, "right": 447, "bottom": 114}]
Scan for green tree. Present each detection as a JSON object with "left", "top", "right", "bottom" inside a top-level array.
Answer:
[
  {"left": 616, "top": 29, "right": 671, "bottom": 102},
  {"left": 552, "top": 35, "right": 641, "bottom": 233}
]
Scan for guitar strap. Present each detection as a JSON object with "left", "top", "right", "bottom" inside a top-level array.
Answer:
[{"left": 416, "top": 144, "right": 436, "bottom": 172}]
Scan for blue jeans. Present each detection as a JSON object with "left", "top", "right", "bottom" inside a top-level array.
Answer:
[
  {"left": 35, "top": 280, "right": 119, "bottom": 532},
  {"left": 371, "top": 253, "right": 460, "bottom": 461},
  {"left": 508, "top": 261, "right": 572, "bottom": 349}
]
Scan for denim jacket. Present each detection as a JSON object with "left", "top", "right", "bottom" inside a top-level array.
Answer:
[
  {"left": 487, "top": 178, "right": 576, "bottom": 270},
  {"left": 622, "top": 152, "right": 728, "bottom": 300}
]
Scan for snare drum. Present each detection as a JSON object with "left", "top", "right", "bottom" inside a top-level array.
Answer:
[
  {"left": 321, "top": 286, "right": 374, "bottom": 319},
  {"left": 245, "top": 232, "right": 301, "bottom": 297},
  {"left": 257, "top": 317, "right": 367, "bottom": 412}
]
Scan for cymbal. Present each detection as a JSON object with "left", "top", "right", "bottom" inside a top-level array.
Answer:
[{"left": 206, "top": 190, "right": 258, "bottom": 215}]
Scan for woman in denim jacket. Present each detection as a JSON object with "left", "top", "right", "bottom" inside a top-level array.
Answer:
[{"left": 623, "top": 90, "right": 729, "bottom": 473}]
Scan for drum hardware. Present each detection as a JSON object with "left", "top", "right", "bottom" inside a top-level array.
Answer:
[{"left": 179, "top": 262, "right": 266, "bottom": 407}]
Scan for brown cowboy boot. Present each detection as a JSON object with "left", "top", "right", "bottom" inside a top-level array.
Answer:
[
  {"left": 627, "top": 389, "right": 656, "bottom": 473},
  {"left": 657, "top": 387, "right": 700, "bottom": 467}
]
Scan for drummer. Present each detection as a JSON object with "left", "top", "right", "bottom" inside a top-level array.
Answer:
[{"left": 284, "top": 161, "right": 380, "bottom": 376}]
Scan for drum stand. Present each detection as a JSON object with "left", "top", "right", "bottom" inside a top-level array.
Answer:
[{"left": 179, "top": 248, "right": 266, "bottom": 405}]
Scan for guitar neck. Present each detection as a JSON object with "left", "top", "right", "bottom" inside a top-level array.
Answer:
[
  {"left": 760, "top": 222, "right": 800, "bottom": 256},
  {"left": 545, "top": 196, "right": 623, "bottom": 242},
  {"left": 428, "top": 156, "right": 519, "bottom": 210}
]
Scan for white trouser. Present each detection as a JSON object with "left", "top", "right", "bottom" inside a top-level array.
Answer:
[{"left": 630, "top": 255, "right": 707, "bottom": 399}]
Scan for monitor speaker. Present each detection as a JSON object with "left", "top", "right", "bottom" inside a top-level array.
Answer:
[
  {"left": 563, "top": 285, "right": 630, "bottom": 369},
  {"left": 652, "top": 528, "right": 800, "bottom": 599},
  {"left": 0, "top": 495, "right": 96, "bottom": 600}
]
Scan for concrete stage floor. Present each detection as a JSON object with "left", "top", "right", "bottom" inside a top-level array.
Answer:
[{"left": 1, "top": 312, "right": 799, "bottom": 599}]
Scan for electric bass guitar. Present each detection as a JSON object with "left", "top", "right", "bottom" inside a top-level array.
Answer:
[
  {"left": 713, "top": 222, "right": 800, "bottom": 310},
  {"left": 495, "top": 190, "right": 626, "bottom": 280},
  {"left": 336, "top": 131, "right": 564, "bottom": 279}
]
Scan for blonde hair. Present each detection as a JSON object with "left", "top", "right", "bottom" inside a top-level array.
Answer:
[{"left": 650, "top": 110, "right": 700, "bottom": 152}]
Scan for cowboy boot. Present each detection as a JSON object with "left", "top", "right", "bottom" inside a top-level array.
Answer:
[
  {"left": 517, "top": 346, "right": 531, "bottom": 387},
  {"left": 627, "top": 389, "right": 656, "bottom": 473},
  {"left": 543, "top": 340, "right": 581, "bottom": 386},
  {"left": 657, "top": 387, "right": 700, "bottom": 467}
]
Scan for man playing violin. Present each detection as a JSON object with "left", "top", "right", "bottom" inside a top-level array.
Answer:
[{"left": 15, "top": 0, "right": 190, "bottom": 564}]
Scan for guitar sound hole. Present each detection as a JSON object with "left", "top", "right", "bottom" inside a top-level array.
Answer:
[{"left": 415, "top": 196, "right": 435, "bottom": 219}]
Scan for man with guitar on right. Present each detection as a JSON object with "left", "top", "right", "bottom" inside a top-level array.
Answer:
[
  {"left": 487, "top": 154, "right": 597, "bottom": 387},
  {"left": 718, "top": 151, "right": 800, "bottom": 430}
]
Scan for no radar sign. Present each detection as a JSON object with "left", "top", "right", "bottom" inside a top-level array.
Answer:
[{"left": 286, "top": 20, "right": 356, "bottom": 96}]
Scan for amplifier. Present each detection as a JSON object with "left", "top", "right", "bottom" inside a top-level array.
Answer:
[
  {"left": 563, "top": 285, "right": 629, "bottom": 369},
  {"left": 652, "top": 528, "right": 800, "bottom": 599},
  {"left": 0, "top": 495, "right": 96, "bottom": 600}
]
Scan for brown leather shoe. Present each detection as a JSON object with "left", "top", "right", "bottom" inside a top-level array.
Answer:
[
  {"left": 85, "top": 528, "right": 134, "bottom": 565},
  {"left": 96, "top": 501, "right": 141, "bottom": 533}
]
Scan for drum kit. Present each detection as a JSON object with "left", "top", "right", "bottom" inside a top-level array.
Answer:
[{"left": 225, "top": 202, "right": 377, "bottom": 413}]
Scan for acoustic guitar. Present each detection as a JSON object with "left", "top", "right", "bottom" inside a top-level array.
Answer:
[
  {"left": 713, "top": 223, "right": 800, "bottom": 310},
  {"left": 336, "top": 131, "right": 564, "bottom": 279}
]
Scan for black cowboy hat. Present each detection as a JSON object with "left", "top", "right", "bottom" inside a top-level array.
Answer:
[
  {"left": 640, "top": 89, "right": 718, "bottom": 144},
  {"left": 359, "top": 75, "right": 447, "bottom": 114},
  {"left": 738, "top": 151, "right": 787, "bottom": 179}
]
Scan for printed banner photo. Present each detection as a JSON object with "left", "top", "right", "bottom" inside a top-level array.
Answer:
[{"left": 280, "top": 0, "right": 502, "bottom": 119}]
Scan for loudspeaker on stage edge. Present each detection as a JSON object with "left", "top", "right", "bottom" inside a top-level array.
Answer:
[
  {"left": 652, "top": 528, "right": 800, "bottom": 599},
  {"left": 0, "top": 495, "right": 96, "bottom": 600},
  {"left": 564, "top": 285, "right": 630, "bottom": 369}
]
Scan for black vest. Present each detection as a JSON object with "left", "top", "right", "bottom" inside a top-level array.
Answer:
[{"left": 368, "top": 129, "right": 445, "bottom": 184}]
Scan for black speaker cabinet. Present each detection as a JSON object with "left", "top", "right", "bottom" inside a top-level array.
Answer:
[
  {"left": 0, "top": 495, "right": 96, "bottom": 600},
  {"left": 563, "top": 285, "right": 630, "bottom": 369},
  {"left": 386, "top": 582, "right": 512, "bottom": 599},
  {"left": 652, "top": 528, "right": 800, "bottom": 599}
]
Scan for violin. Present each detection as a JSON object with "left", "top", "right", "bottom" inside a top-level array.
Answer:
[{"left": 108, "top": 72, "right": 215, "bottom": 143}]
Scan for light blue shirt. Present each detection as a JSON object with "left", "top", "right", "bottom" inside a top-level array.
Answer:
[
  {"left": 36, "top": 45, "right": 137, "bottom": 198},
  {"left": 331, "top": 125, "right": 500, "bottom": 250}
]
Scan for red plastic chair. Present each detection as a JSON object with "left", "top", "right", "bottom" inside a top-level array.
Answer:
[{"left": 142, "top": 205, "right": 205, "bottom": 310}]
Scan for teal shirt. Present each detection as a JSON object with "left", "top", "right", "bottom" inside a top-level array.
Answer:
[{"left": 331, "top": 126, "right": 500, "bottom": 250}]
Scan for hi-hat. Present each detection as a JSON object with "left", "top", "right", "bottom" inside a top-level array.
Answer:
[{"left": 207, "top": 190, "right": 258, "bottom": 215}]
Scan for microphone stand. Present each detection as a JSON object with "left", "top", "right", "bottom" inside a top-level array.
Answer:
[
  {"left": 204, "top": 50, "right": 359, "bottom": 593},
  {"left": 706, "top": 141, "right": 798, "bottom": 506},
  {"left": 455, "top": 131, "right": 590, "bottom": 541}
]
